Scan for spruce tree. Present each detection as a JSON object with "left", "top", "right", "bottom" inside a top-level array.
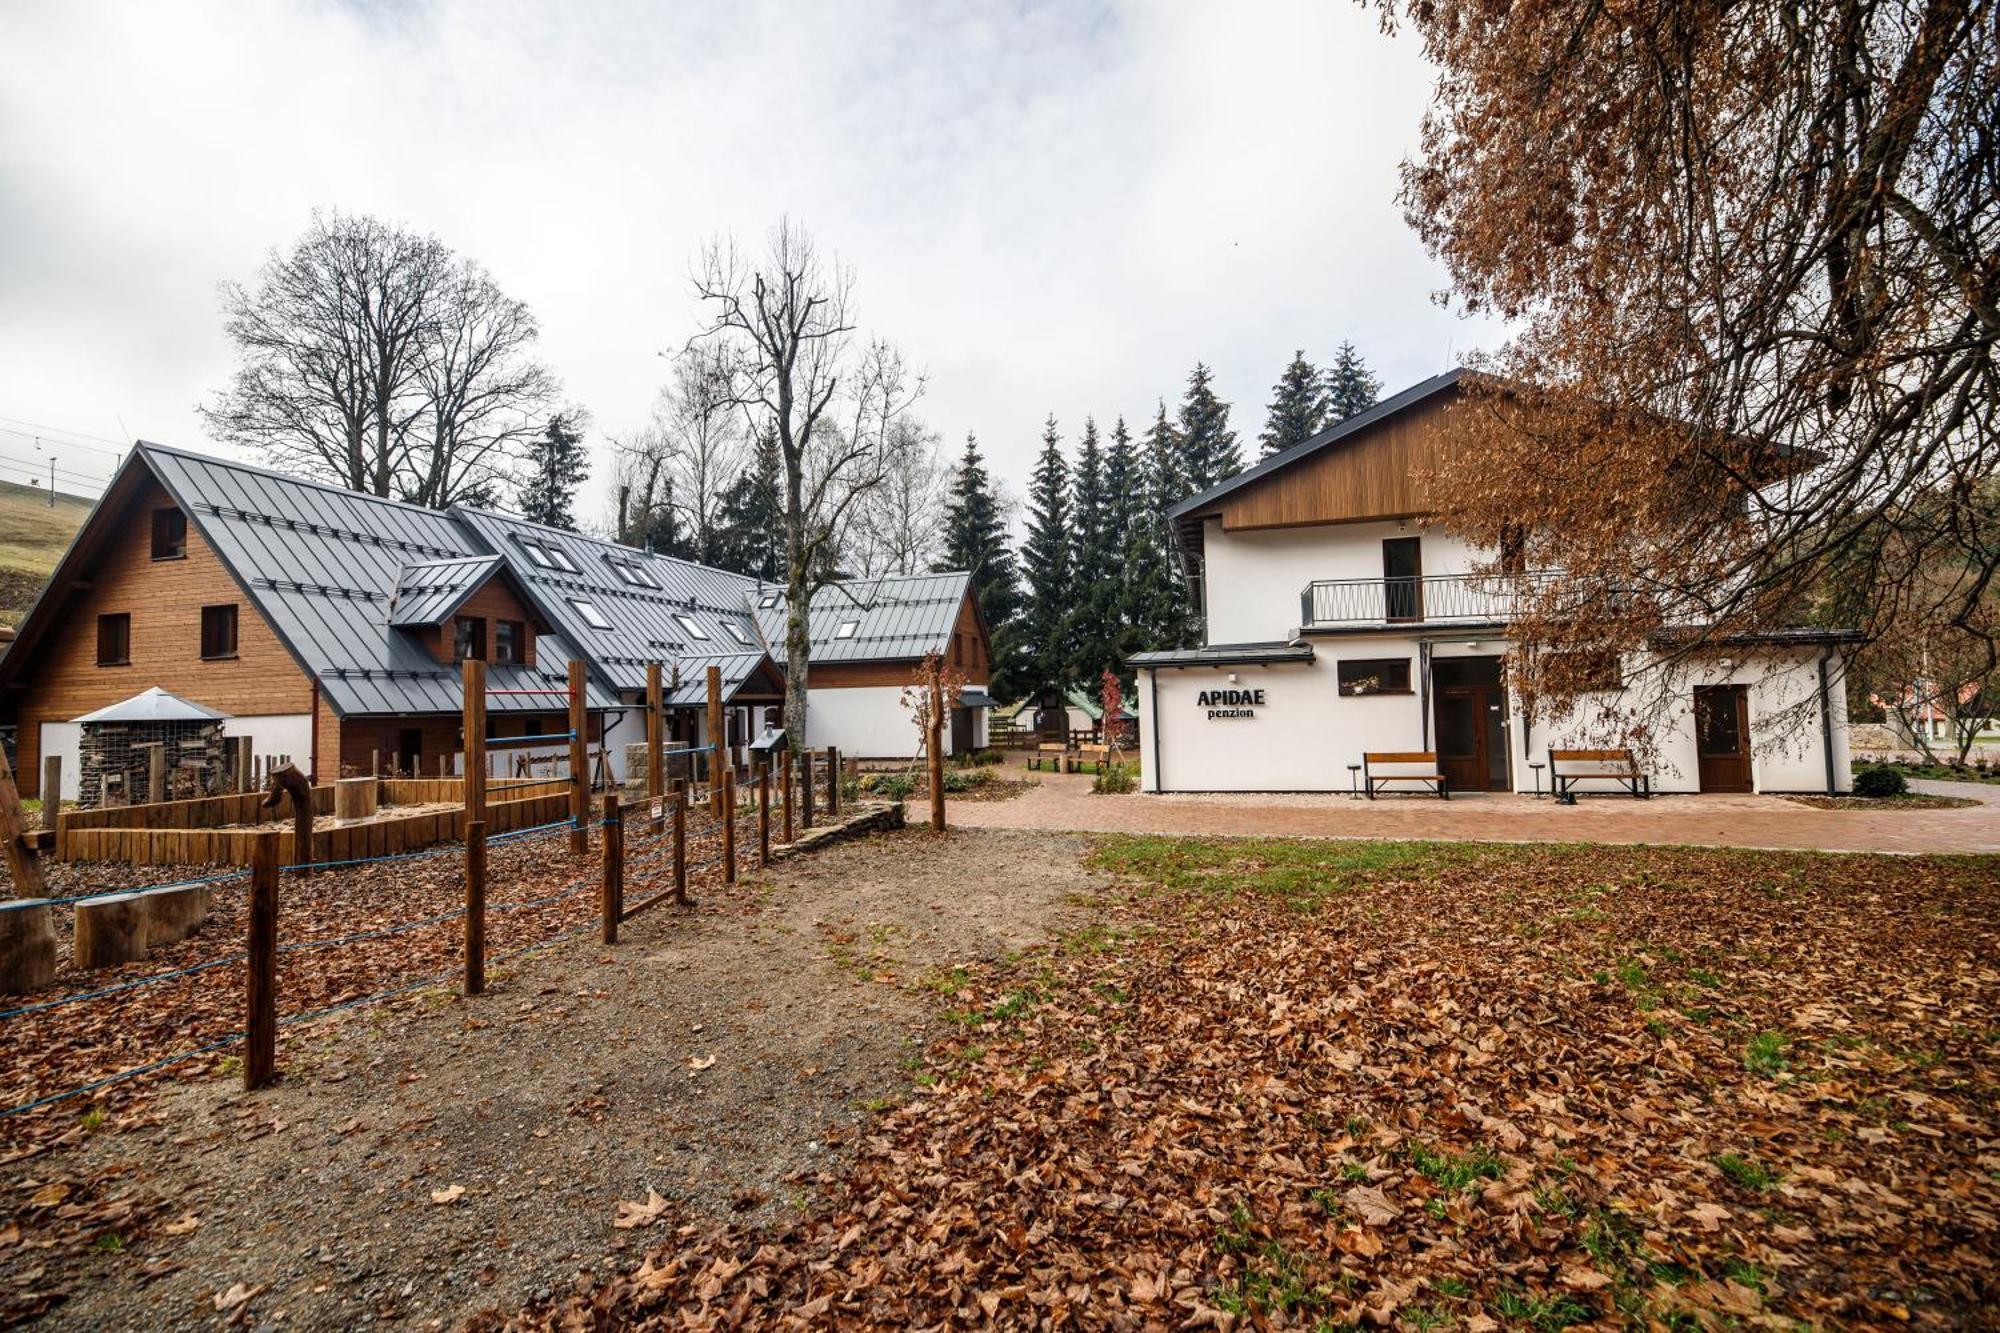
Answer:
[
  {"left": 937, "top": 432, "right": 1026, "bottom": 698},
  {"left": 1175, "top": 363, "right": 1241, "bottom": 492},
  {"left": 1122, "top": 402, "right": 1192, "bottom": 651},
  {"left": 1019, "top": 415, "right": 1075, "bottom": 701},
  {"left": 1100, "top": 416, "right": 1143, "bottom": 676},
  {"left": 710, "top": 422, "right": 784, "bottom": 580},
  {"left": 1322, "top": 341, "right": 1383, "bottom": 424},
  {"left": 1069, "top": 417, "right": 1122, "bottom": 686},
  {"left": 1259, "top": 350, "right": 1327, "bottom": 456},
  {"left": 1103, "top": 417, "right": 1139, "bottom": 569},
  {"left": 516, "top": 412, "right": 590, "bottom": 530}
]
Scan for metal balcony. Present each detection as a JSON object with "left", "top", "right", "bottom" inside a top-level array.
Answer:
[{"left": 1300, "top": 571, "right": 1553, "bottom": 631}]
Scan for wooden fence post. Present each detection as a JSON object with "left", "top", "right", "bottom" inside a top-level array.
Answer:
[
  {"left": 722, "top": 768, "right": 737, "bottom": 884},
  {"left": 245, "top": 831, "right": 278, "bottom": 1091},
  {"left": 0, "top": 745, "right": 46, "bottom": 897},
  {"left": 600, "top": 790, "right": 622, "bottom": 945},
  {"left": 40, "top": 757, "right": 61, "bottom": 832},
  {"left": 929, "top": 658, "right": 946, "bottom": 832},
  {"left": 146, "top": 744, "right": 166, "bottom": 806},
  {"left": 800, "top": 748, "right": 815, "bottom": 831},
  {"left": 827, "top": 746, "right": 839, "bottom": 817},
  {"left": 464, "top": 819, "right": 486, "bottom": 996},
  {"left": 781, "top": 750, "right": 794, "bottom": 844},
  {"left": 569, "top": 659, "right": 589, "bottom": 856},
  {"left": 646, "top": 662, "right": 665, "bottom": 803},
  {"left": 672, "top": 785, "right": 689, "bottom": 905},
  {"left": 757, "top": 761, "right": 771, "bottom": 868},
  {"left": 706, "top": 665, "right": 724, "bottom": 817},
  {"left": 462, "top": 658, "right": 488, "bottom": 824}
]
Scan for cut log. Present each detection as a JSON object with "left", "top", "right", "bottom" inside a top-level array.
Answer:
[
  {"left": 74, "top": 893, "right": 149, "bottom": 969},
  {"left": 0, "top": 898, "right": 56, "bottom": 994},
  {"left": 140, "top": 885, "right": 211, "bottom": 945},
  {"left": 334, "top": 777, "right": 378, "bottom": 824}
]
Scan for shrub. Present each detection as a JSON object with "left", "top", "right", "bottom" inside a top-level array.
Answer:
[
  {"left": 971, "top": 749, "right": 1004, "bottom": 766},
  {"left": 1092, "top": 763, "right": 1139, "bottom": 795},
  {"left": 1853, "top": 765, "right": 1908, "bottom": 798},
  {"left": 871, "top": 773, "right": 916, "bottom": 802},
  {"left": 941, "top": 768, "right": 989, "bottom": 794}
]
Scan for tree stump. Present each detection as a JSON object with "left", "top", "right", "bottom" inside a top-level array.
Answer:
[
  {"left": 0, "top": 899, "right": 56, "bottom": 994},
  {"left": 74, "top": 893, "right": 149, "bottom": 969},
  {"left": 140, "top": 885, "right": 210, "bottom": 945},
  {"left": 334, "top": 777, "right": 378, "bottom": 824}
]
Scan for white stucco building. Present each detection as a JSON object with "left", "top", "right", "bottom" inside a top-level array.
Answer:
[{"left": 1132, "top": 372, "right": 1858, "bottom": 796}]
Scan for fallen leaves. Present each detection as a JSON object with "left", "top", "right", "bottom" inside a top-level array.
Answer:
[
  {"left": 504, "top": 838, "right": 2000, "bottom": 1331},
  {"left": 613, "top": 1191, "right": 671, "bottom": 1229}
]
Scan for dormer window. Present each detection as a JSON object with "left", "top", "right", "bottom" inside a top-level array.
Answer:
[
  {"left": 673, "top": 613, "right": 709, "bottom": 641},
  {"left": 835, "top": 619, "right": 859, "bottom": 640},
  {"left": 569, "top": 598, "right": 612, "bottom": 630},
  {"left": 606, "top": 555, "right": 659, "bottom": 589}
]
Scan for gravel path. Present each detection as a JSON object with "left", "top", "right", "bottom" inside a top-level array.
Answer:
[{"left": 14, "top": 826, "right": 1098, "bottom": 1330}]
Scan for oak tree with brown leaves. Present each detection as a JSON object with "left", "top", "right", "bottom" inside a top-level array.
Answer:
[{"left": 1387, "top": 0, "right": 1997, "bottom": 728}]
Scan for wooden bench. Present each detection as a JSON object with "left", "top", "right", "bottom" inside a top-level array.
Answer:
[
  {"left": 1076, "top": 742, "right": 1112, "bottom": 774},
  {"left": 1028, "top": 743, "right": 1072, "bottom": 773},
  {"left": 1363, "top": 752, "right": 1449, "bottom": 799},
  {"left": 1549, "top": 748, "right": 1651, "bottom": 803}
]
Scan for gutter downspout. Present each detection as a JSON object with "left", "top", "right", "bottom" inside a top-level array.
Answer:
[
  {"left": 1148, "top": 668, "right": 1164, "bottom": 793},
  {"left": 309, "top": 679, "right": 320, "bottom": 786},
  {"left": 1419, "top": 641, "right": 1433, "bottom": 750},
  {"left": 1817, "top": 649, "right": 1837, "bottom": 795}
]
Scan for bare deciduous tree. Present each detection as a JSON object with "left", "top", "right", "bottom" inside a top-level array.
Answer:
[
  {"left": 687, "top": 219, "right": 923, "bottom": 741},
  {"left": 850, "top": 418, "right": 950, "bottom": 577},
  {"left": 203, "top": 209, "right": 560, "bottom": 509}
]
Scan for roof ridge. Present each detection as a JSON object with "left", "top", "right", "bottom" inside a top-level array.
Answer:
[{"left": 134, "top": 441, "right": 462, "bottom": 521}]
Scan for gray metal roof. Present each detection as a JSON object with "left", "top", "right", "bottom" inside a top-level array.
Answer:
[
  {"left": 73, "top": 686, "right": 229, "bottom": 724},
  {"left": 388, "top": 555, "right": 503, "bottom": 627},
  {"left": 1128, "top": 641, "right": 1316, "bottom": 668},
  {"left": 753, "top": 572, "right": 973, "bottom": 663},
  {"left": 136, "top": 444, "right": 620, "bottom": 717},
  {"left": 450, "top": 508, "right": 777, "bottom": 697}
]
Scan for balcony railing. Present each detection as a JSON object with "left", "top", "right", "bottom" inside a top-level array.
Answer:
[{"left": 1300, "top": 571, "right": 1555, "bottom": 631}]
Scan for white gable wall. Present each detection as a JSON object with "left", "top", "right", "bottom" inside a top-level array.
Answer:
[{"left": 1202, "top": 518, "right": 1489, "bottom": 644}]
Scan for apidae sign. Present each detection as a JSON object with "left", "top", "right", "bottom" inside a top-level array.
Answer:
[{"left": 1197, "top": 687, "right": 1263, "bottom": 720}]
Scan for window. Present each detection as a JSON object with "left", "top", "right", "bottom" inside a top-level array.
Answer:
[
  {"left": 757, "top": 591, "right": 780, "bottom": 610},
  {"left": 494, "top": 620, "right": 524, "bottom": 665},
  {"left": 1337, "top": 657, "right": 1412, "bottom": 696},
  {"left": 568, "top": 598, "right": 613, "bottom": 630},
  {"left": 517, "top": 537, "right": 555, "bottom": 569},
  {"left": 835, "top": 619, "right": 859, "bottom": 640},
  {"left": 151, "top": 507, "right": 187, "bottom": 560},
  {"left": 454, "top": 616, "right": 486, "bottom": 662},
  {"left": 951, "top": 634, "right": 963, "bottom": 666},
  {"left": 721, "top": 621, "right": 750, "bottom": 646},
  {"left": 96, "top": 613, "right": 131, "bottom": 665},
  {"left": 200, "top": 604, "right": 238, "bottom": 659},
  {"left": 606, "top": 555, "right": 659, "bottom": 589},
  {"left": 1498, "top": 523, "right": 1528, "bottom": 577},
  {"left": 543, "top": 544, "right": 580, "bottom": 573},
  {"left": 673, "top": 613, "right": 710, "bottom": 641}
]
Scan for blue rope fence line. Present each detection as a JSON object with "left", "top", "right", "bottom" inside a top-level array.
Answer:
[
  {"left": 0, "top": 952, "right": 249, "bottom": 1022},
  {"left": 31, "top": 868, "right": 254, "bottom": 909}
]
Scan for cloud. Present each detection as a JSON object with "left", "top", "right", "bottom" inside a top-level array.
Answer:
[{"left": 0, "top": 0, "right": 1497, "bottom": 516}]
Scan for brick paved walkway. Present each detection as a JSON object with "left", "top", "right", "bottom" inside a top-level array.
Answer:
[{"left": 949, "top": 767, "right": 2000, "bottom": 855}]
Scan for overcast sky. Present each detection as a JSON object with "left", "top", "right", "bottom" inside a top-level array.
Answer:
[{"left": 0, "top": 0, "right": 1497, "bottom": 524}]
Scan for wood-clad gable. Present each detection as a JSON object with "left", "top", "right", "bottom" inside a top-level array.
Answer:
[{"left": 1215, "top": 388, "right": 1470, "bottom": 531}]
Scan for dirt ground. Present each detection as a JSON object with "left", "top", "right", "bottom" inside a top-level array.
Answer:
[{"left": 9, "top": 826, "right": 1099, "bottom": 1330}]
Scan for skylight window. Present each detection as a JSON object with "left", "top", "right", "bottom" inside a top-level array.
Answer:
[
  {"left": 543, "top": 544, "right": 580, "bottom": 574},
  {"left": 757, "top": 591, "right": 779, "bottom": 609},
  {"left": 835, "top": 619, "right": 860, "bottom": 640},
  {"left": 606, "top": 555, "right": 659, "bottom": 589},
  {"left": 721, "top": 621, "right": 750, "bottom": 646},
  {"left": 518, "top": 537, "right": 555, "bottom": 569},
  {"left": 674, "top": 613, "right": 710, "bottom": 641},
  {"left": 568, "top": 598, "right": 613, "bottom": 630}
]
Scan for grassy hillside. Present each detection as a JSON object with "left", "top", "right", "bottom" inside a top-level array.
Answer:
[{"left": 0, "top": 479, "right": 92, "bottom": 628}]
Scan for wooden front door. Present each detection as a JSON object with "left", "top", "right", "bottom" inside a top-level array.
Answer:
[
  {"left": 1435, "top": 684, "right": 1507, "bottom": 791},
  {"left": 1694, "top": 685, "right": 1753, "bottom": 792}
]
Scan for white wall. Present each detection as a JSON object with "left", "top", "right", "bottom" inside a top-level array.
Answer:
[
  {"left": 1144, "top": 638, "right": 1852, "bottom": 795},
  {"left": 37, "top": 712, "right": 313, "bottom": 803},
  {"left": 803, "top": 686, "right": 932, "bottom": 759},
  {"left": 1202, "top": 518, "right": 1488, "bottom": 645},
  {"left": 35, "top": 722, "right": 82, "bottom": 802}
]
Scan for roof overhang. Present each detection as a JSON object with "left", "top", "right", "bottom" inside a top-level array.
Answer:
[{"left": 1128, "top": 641, "right": 1316, "bottom": 669}]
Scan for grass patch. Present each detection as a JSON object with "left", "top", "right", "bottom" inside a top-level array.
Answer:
[
  {"left": 1712, "top": 1152, "right": 1781, "bottom": 1191},
  {"left": 1744, "top": 1030, "right": 1790, "bottom": 1078},
  {"left": 1088, "top": 835, "right": 1479, "bottom": 903},
  {"left": 1490, "top": 1286, "right": 1591, "bottom": 1331},
  {"left": 1406, "top": 1141, "right": 1505, "bottom": 1192}
]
